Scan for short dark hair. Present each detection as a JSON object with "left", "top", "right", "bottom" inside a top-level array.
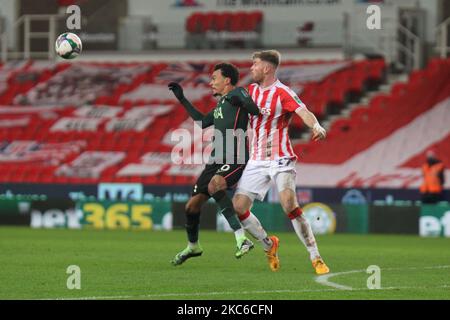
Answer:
[
  {"left": 252, "top": 50, "right": 281, "bottom": 68},
  {"left": 213, "top": 63, "right": 239, "bottom": 85}
]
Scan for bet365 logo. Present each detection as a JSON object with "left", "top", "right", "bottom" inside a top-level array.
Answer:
[{"left": 420, "top": 211, "right": 450, "bottom": 237}]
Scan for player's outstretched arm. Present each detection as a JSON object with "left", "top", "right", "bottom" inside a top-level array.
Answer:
[
  {"left": 295, "top": 107, "right": 326, "bottom": 141},
  {"left": 227, "top": 95, "right": 260, "bottom": 115},
  {"left": 168, "top": 82, "right": 205, "bottom": 121}
]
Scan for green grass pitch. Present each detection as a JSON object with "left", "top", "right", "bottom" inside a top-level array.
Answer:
[{"left": 1, "top": 227, "right": 450, "bottom": 300}]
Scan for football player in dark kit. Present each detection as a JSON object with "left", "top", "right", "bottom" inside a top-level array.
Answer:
[{"left": 168, "top": 63, "right": 260, "bottom": 265}]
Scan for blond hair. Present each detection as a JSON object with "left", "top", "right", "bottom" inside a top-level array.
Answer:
[{"left": 252, "top": 50, "right": 281, "bottom": 68}]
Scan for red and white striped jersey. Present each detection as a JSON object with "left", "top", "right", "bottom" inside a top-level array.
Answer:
[{"left": 248, "top": 79, "right": 306, "bottom": 161}]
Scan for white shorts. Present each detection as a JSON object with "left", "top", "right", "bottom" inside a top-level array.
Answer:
[{"left": 236, "top": 157, "right": 297, "bottom": 201}]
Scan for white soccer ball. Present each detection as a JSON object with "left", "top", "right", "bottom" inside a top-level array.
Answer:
[{"left": 55, "top": 32, "right": 82, "bottom": 59}]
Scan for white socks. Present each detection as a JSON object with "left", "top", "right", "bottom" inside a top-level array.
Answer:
[
  {"left": 240, "top": 211, "right": 272, "bottom": 251},
  {"left": 238, "top": 209, "right": 320, "bottom": 259},
  {"left": 234, "top": 228, "right": 245, "bottom": 242},
  {"left": 291, "top": 214, "right": 320, "bottom": 261}
]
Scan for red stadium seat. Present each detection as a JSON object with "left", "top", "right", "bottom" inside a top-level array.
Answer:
[
  {"left": 186, "top": 13, "right": 204, "bottom": 33},
  {"left": 229, "top": 11, "right": 246, "bottom": 32},
  {"left": 215, "top": 12, "right": 233, "bottom": 32}
]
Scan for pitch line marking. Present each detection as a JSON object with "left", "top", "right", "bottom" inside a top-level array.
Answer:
[
  {"left": 41, "top": 265, "right": 450, "bottom": 300},
  {"left": 48, "top": 283, "right": 450, "bottom": 300},
  {"left": 315, "top": 270, "right": 363, "bottom": 290},
  {"left": 314, "top": 265, "right": 450, "bottom": 291},
  {"left": 47, "top": 283, "right": 450, "bottom": 300}
]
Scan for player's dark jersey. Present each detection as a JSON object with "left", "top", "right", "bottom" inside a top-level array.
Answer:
[{"left": 201, "top": 87, "right": 256, "bottom": 164}]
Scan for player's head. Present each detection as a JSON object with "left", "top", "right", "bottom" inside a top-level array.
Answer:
[
  {"left": 210, "top": 62, "right": 239, "bottom": 96},
  {"left": 251, "top": 50, "right": 280, "bottom": 83},
  {"left": 426, "top": 149, "right": 437, "bottom": 161}
]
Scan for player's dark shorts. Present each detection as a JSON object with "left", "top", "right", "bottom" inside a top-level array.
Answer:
[{"left": 192, "top": 163, "right": 246, "bottom": 196}]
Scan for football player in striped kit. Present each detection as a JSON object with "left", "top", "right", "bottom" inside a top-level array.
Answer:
[{"left": 232, "top": 50, "right": 330, "bottom": 274}]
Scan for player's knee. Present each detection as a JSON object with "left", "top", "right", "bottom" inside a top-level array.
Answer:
[
  {"left": 185, "top": 199, "right": 202, "bottom": 214},
  {"left": 207, "top": 183, "right": 215, "bottom": 196},
  {"left": 207, "top": 176, "right": 226, "bottom": 195}
]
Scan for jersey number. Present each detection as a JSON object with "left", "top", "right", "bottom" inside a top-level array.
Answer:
[
  {"left": 217, "top": 165, "right": 230, "bottom": 173},
  {"left": 261, "top": 107, "right": 271, "bottom": 116}
]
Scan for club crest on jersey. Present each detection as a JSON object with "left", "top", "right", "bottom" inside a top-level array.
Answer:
[{"left": 214, "top": 106, "right": 224, "bottom": 119}]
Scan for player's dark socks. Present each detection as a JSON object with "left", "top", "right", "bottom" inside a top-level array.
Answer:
[
  {"left": 212, "top": 190, "right": 242, "bottom": 231},
  {"left": 185, "top": 213, "right": 200, "bottom": 243}
]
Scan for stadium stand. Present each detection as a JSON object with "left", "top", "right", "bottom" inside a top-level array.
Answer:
[
  {"left": 293, "top": 58, "right": 450, "bottom": 166},
  {"left": 0, "top": 57, "right": 448, "bottom": 185},
  {"left": 185, "top": 11, "right": 263, "bottom": 49}
]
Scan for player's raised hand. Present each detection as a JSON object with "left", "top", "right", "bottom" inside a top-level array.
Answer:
[
  {"left": 312, "top": 123, "right": 326, "bottom": 141},
  {"left": 227, "top": 95, "right": 243, "bottom": 108},
  {"left": 168, "top": 82, "right": 185, "bottom": 101}
]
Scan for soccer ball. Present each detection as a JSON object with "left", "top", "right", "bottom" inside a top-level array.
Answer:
[{"left": 55, "top": 32, "right": 82, "bottom": 59}]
